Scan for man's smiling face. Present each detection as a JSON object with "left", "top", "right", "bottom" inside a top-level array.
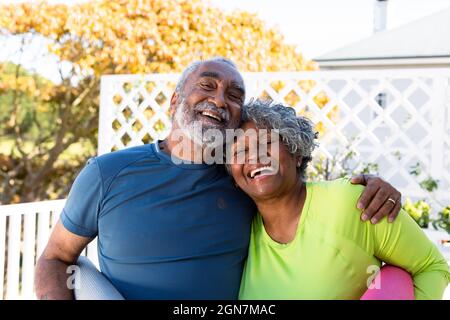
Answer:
[{"left": 171, "top": 60, "right": 245, "bottom": 146}]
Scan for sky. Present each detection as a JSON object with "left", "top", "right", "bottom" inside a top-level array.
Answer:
[
  {"left": 209, "top": 0, "right": 450, "bottom": 59},
  {"left": 1, "top": 0, "right": 450, "bottom": 81}
]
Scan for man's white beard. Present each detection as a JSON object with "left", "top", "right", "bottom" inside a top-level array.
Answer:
[{"left": 174, "top": 98, "right": 226, "bottom": 149}]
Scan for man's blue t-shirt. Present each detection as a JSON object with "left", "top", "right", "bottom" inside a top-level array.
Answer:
[{"left": 60, "top": 142, "right": 256, "bottom": 299}]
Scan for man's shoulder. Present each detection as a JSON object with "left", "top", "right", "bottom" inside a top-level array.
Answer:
[{"left": 91, "top": 144, "right": 159, "bottom": 180}]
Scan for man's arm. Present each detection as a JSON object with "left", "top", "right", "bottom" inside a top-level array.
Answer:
[
  {"left": 351, "top": 174, "right": 402, "bottom": 224},
  {"left": 35, "top": 220, "right": 93, "bottom": 300}
]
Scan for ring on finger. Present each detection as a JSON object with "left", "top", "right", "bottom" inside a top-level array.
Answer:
[{"left": 387, "top": 198, "right": 396, "bottom": 205}]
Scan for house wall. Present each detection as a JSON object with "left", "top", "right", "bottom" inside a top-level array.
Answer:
[{"left": 317, "top": 57, "right": 450, "bottom": 70}]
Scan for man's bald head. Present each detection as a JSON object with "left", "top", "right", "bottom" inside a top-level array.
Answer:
[{"left": 175, "top": 57, "right": 243, "bottom": 98}]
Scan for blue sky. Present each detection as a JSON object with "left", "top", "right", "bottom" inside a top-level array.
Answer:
[{"left": 1, "top": 0, "right": 450, "bottom": 81}]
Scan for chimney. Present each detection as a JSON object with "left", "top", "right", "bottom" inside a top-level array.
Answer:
[{"left": 373, "top": 0, "right": 388, "bottom": 33}]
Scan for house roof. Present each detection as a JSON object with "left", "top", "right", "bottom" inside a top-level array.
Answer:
[{"left": 315, "top": 8, "right": 450, "bottom": 62}]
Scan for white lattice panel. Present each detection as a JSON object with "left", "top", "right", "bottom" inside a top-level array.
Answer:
[{"left": 99, "top": 69, "right": 450, "bottom": 211}]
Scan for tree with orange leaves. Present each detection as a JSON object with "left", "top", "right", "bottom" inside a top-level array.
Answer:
[{"left": 0, "top": 0, "right": 317, "bottom": 204}]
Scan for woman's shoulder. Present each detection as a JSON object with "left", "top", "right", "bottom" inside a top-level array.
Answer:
[
  {"left": 306, "top": 178, "right": 364, "bottom": 223},
  {"left": 308, "top": 177, "right": 364, "bottom": 199}
]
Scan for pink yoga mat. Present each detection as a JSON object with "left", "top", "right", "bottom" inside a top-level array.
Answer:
[{"left": 360, "top": 265, "right": 415, "bottom": 300}]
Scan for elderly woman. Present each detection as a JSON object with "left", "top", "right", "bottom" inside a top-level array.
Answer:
[{"left": 229, "top": 99, "right": 449, "bottom": 300}]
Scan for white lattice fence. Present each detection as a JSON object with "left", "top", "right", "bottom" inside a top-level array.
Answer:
[{"left": 99, "top": 69, "right": 450, "bottom": 211}]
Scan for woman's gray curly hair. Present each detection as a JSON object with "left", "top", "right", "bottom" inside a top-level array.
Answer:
[{"left": 241, "top": 99, "right": 318, "bottom": 180}]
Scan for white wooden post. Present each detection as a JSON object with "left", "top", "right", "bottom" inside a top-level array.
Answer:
[
  {"left": 98, "top": 76, "right": 116, "bottom": 156},
  {"left": 21, "top": 212, "right": 37, "bottom": 299},
  {"left": 6, "top": 214, "right": 21, "bottom": 299},
  {"left": 0, "top": 215, "right": 5, "bottom": 299},
  {"left": 36, "top": 210, "right": 50, "bottom": 258},
  {"left": 51, "top": 209, "right": 59, "bottom": 229},
  {"left": 430, "top": 76, "right": 446, "bottom": 178}
]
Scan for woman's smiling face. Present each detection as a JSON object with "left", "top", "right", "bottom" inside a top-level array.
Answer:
[{"left": 229, "top": 121, "right": 301, "bottom": 200}]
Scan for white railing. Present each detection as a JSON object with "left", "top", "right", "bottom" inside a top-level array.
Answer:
[
  {"left": 99, "top": 69, "right": 450, "bottom": 211},
  {"left": 0, "top": 200, "right": 98, "bottom": 300}
]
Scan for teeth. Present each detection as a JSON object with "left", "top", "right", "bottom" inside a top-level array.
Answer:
[
  {"left": 250, "top": 166, "right": 275, "bottom": 178},
  {"left": 202, "top": 111, "right": 222, "bottom": 122}
]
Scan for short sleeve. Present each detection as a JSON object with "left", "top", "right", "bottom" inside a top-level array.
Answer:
[{"left": 60, "top": 157, "right": 103, "bottom": 238}]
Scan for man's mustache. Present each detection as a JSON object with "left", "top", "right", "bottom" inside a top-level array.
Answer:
[{"left": 193, "top": 101, "right": 230, "bottom": 123}]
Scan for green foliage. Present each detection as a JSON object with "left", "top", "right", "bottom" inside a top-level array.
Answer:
[
  {"left": 403, "top": 198, "right": 430, "bottom": 228},
  {"left": 432, "top": 206, "right": 450, "bottom": 234},
  {"left": 419, "top": 178, "right": 439, "bottom": 193},
  {"left": 409, "top": 162, "right": 439, "bottom": 192},
  {"left": 309, "top": 148, "right": 449, "bottom": 234},
  {"left": 306, "top": 144, "right": 379, "bottom": 181}
]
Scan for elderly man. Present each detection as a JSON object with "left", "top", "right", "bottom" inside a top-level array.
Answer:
[{"left": 35, "top": 57, "right": 402, "bottom": 299}]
